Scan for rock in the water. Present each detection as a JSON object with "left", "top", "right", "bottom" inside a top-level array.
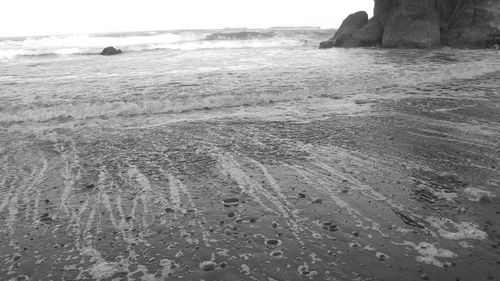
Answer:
[
  {"left": 320, "top": 0, "right": 500, "bottom": 48},
  {"left": 319, "top": 11, "right": 368, "bottom": 48},
  {"left": 100, "top": 46, "right": 123, "bottom": 56},
  {"left": 333, "top": 11, "right": 369, "bottom": 47},
  {"left": 319, "top": 40, "right": 335, "bottom": 49}
]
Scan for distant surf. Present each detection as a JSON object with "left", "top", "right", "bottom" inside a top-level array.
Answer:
[{"left": 0, "top": 29, "right": 325, "bottom": 59}]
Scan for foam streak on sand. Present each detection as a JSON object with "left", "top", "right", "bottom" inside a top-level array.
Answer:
[
  {"left": 425, "top": 216, "right": 488, "bottom": 240},
  {"left": 166, "top": 172, "right": 211, "bottom": 247},
  {"left": 217, "top": 153, "right": 280, "bottom": 216},
  {"left": 288, "top": 161, "right": 389, "bottom": 237},
  {"left": 217, "top": 152, "right": 307, "bottom": 245},
  {"left": 57, "top": 142, "right": 80, "bottom": 215},
  {"left": 401, "top": 241, "right": 457, "bottom": 268},
  {"left": 30, "top": 158, "right": 47, "bottom": 223},
  {"left": 166, "top": 172, "right": 184, "bottom": 213},
  {"left": 6, "top": 176, "right": 21, "bottom": 234},
  {"left": 127, "top": 166, "right": 153, "bottom": 228}
]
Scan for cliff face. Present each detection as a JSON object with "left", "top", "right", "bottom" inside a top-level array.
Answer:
[
  {"left": 382, "top": 0, "right": 441, "bottom": 48},
  {"left": 320, "top": 0, "right": 500, "bottom": 48},
  {"left": 437, "top": 0, "right": 500, "bottom": 47}
]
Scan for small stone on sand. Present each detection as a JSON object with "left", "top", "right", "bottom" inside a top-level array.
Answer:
[
  {"left": 222, "top": 198, "right": 240, "bottom": 207},
  {"left": 265, "top": 239, "right": 281, "bottom": 247},
  {"left": 479, "top": 195, "right": 493, "bottom": 203},
  {"left": 200, "top": 261, "right": 217, "bottom": 271},
  {"left": 311, "top": 198, "right": 323, "bottom": 204}
]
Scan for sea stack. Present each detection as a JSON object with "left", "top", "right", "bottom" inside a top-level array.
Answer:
[
  {"left": 319, "top": 11, "right": 368, "bottom": 48},
  {"left": 320, "top": 0, "right": 500, "bottom": 48},
  {"left": 100, "top": 46, "right": 123, "bottom": 56}
]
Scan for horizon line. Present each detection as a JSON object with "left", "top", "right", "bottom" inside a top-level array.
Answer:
[{"left": 0, "top": 25, "right": 338, "bottom": 39}]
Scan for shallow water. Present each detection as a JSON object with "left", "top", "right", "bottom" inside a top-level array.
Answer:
[
  {"left": 0, "top": 34, "right": 500, "bottom": 281},
  {"left": 1, "top": 43, "right": 498, "bottom": 124}
]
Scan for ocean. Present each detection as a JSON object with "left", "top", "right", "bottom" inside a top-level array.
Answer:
[
  {"left": 1, "top": 29, "right": 498, "bottom": 124},
  {"left": 0, "top": 29, "right": 499, "bottom": 281}
]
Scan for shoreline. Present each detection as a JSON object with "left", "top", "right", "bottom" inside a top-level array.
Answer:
[{"left": 0, "top": 67, "right": 499, "bottom": 280}]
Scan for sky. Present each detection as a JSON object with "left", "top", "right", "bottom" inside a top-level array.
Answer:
[{"left": 0, "top": 0, "right": 373, "bottom": 37}]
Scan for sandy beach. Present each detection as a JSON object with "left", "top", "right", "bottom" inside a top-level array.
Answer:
[{"left": 0, "top": 44, "right": 499, "bottom": 280}]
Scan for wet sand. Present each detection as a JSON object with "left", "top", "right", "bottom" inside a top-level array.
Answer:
[{"left": 0, "top": 72, "right": 499, "bottom": 281}]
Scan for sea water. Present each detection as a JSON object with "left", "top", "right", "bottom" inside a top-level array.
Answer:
[
  {"left": 1, "top": 28, "right": 499, "bottom": 125},
  {"left": 0, "top": 28, "right": 500, "bottom": 281}
]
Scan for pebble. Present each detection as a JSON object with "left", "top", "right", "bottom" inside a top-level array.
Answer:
[
  {"left": 298, "top": 193, "right": 306, "bottom": 198},
  {"left": 322, "top": 222, "right": 339, "bottom": 232},
  {"left": 421, "top": 274, "right": 430, "bottom": 280},
  {"left": 222, "top": 198, "right": 240, "bottom": 207},
  {"left": 200, "top": 261, "right": 217, "bottom": 271},
  {"left": 270, "top": 250, "right": 283, "bottom": 257},
  {"left": 479, "top": 195, "right": 493, "bottom": 203},
  {"left": 40, "top": 213, "right": 53, "bottom": 223},
  {"left": 311, "top": 198, "right": 323, "bottom": 204},
  {"left": 265, "top": 239, "right": 281, "bottom": 247},
  {"left": 376, "top": 252, "right": 386, "bottom": 261}
]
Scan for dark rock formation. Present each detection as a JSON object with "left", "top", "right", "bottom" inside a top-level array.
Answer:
[
  {"left": 319, "top": 40, "right": 335, "bottom": 49},
  {"left": 320, "top": 0, "right": 500, "bottom": 48},
  {"left": 100, "top": 46, "right": 123, "bottom": 56},
  {"left": 351, "top": 18, "right": 384, "bottom": 47},
  {"left": 319, "top": 11, "right": 368, "bottom": 48},
  {"left": 382, "top": 0, "right": 441, "bottom": 48},
  {"left": 437, "top": 0, "right": 500, "bottom": 48}
]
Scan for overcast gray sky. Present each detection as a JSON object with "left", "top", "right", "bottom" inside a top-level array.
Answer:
[{"left": 0, "top": 0, "right": 373, "bottom": 37}]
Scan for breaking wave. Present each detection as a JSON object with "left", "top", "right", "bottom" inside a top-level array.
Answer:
[
  {"left": 0, "top": 91, "right": 310, "bottom": 123},
  {"left": 205, "top": 31, "right": 275, "bottom": 40},
  {"left": 0, "top": 31, "right": 308, "bottom": 59}
]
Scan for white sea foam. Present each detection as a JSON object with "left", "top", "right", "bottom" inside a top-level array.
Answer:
[
  {"left": 464, "top": 187, "right": 495, "bottom": 201},
  {"left": 425, "top": 216, "right": 488, "bottom": 240},
  {"left": 0, "top": 32, "right": 306, "bottom": 59},
  {"left": 0, "top": 91, "right": 309, "bottom": 123},
  {"left": 401, "top": 241, "right": 457, "bottom": 267}
]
